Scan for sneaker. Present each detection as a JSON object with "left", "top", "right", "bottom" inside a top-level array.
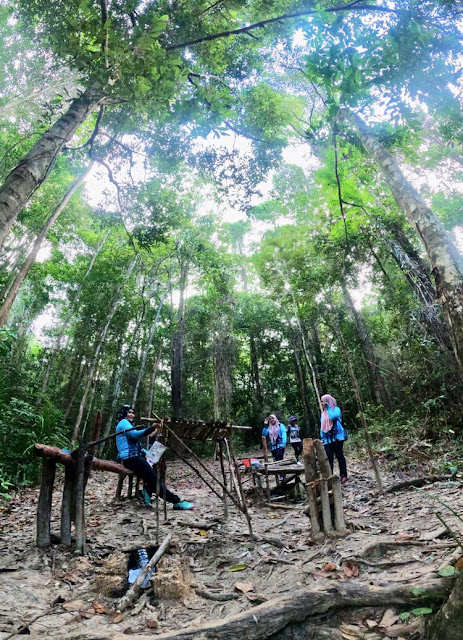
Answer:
[
  {"left": 296, "top": 460, "right": 303, "bottom": 466},
  {"left": 139, "top": 489, "right": 151, "bottom": 506},
  {"left": 341, "top": 476, "right": 348, "bottom": 485},
  {"left": 173, "top": 501, "right": 195, "bottom": 511}
]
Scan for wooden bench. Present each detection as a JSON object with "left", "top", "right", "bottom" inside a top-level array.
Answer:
[{"left": 34, "top": 443, "right": 135, "bottom": 553}]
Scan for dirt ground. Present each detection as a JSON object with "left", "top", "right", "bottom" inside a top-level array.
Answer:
[{"left": 0, "top": 447, "right": 462, "bottom": 639}]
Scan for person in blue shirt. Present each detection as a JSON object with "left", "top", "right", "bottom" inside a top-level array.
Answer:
[
  {"left": 262, "top": 413, "right": 287, "bottom": 462},
  {"left": 116, "top": 404, "right": 194, "bottom": 510},
  {"left": 320, "top": 394, "right": 348, "bottom": 484}
]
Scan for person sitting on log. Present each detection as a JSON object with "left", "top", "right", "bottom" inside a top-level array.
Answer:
[
  {"left": 320, "top": 394, "right": 348, "bottom": 484},
  {"left": 262, "top": 413, "right": 287, "bottom": 462},
  {"left": 115, "top": 404, "right": 194, "bottom": 510},
  {"left": 287, "top": 415, "right": 303, "bottom": 463}
]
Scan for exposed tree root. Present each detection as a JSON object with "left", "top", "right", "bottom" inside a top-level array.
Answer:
[
  {"left": 34, "top": 577, "right": 452, "bottom": 640},
  {"left": 385, "top": 475, "right": 457, "bottom": 493}
]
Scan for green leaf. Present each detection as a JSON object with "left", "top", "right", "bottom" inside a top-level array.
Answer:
[
  {"left": 399, "top": 612, "right": 411, "bottom": 621},
  {"left": 438, "top": 565, "right": 459, "bottom": 578},
  {"left": 411, "top": 607, "right": 433, "bottom": 616},
  {"left": 411, "top": 587, "right": 426, "bottom": 595},
  {"left": 227, "top": 564, "right": 247, "bottom": 572}
]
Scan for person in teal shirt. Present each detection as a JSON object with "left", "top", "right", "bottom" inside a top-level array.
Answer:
[{"left": 320, "top": 394, "right": 348, "bottom": 484}]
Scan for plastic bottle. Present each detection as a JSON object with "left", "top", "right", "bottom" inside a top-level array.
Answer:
[{"left": 128, "top": 548, "right": 152, "bottom": 588}]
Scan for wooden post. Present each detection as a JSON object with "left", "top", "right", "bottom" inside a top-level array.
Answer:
[
  {"left": 74, "top": 439, "right": 87, "bottom": 555},
  {"left": 155, "top": 462, "right": 161, "bottom": 545},
  {"left": 115, "top": 474, "right": 125, "bottom": 501},
  {"left": 313, "top": 440, "right": 332, "bottom": 479},
  {"left": 228, "top": 436, "right": 253, "bottom": 538},
  {"left": 261, "top": 436, "right": 270, "bottom": 500},
  {"left": 302, "top": 438, "right": 322, "bottom": 541},
  {"left": 135, "top": 476, "right": 140, "bottom": 498},
  {"left": 60, "top": 462, "right": 75, "bottom": 546},
  {"left": 218, "top": 439, "right": 229, "bottom": 520},
  {"left": 127, "top": 474, "right": 134, "bottom": 499},
  {"left": 319, "top": 477, "right": 333, "bottom": 535},
  {"left": 331, "top": 475, "right": 347, "bottom": 532},
  {"left": 36, "top": 458, "right": 56, "bottom": 548}
]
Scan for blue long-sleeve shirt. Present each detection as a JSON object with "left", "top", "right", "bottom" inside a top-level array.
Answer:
[
  {"left": 116, "top": 419, "right": 152, "bottom": 460},
  {"left": 262, "top": 423, "right": 287, "bottom": 451},
  {"left": 320, "top": 407, "right": 347, "bottom": 444}
]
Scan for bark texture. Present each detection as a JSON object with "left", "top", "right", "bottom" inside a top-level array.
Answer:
[
  {"left": 171, "top": 261, "right": 188, "bottom": 420},
  {"left": 0, "top": 86, "right": 101, "bottom": 248},
  {"left": 350, "top": 111, "right": 463, "bottom": 374},
  {"left": 429, "top": 568, "right": 463, "bottom": 640}
]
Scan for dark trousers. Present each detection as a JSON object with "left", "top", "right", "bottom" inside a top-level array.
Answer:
[
  {"left": 291, "top": 441, "right": 303, "bottom": 461},
  {"left": 324, "top": 440, "right": 347, "bottom": 478},
  {"left": 123, "top": 456, "right": 180, "bottom": 504},
  {"left": 271, "top": 447, "right": 285, "bottom": 462}
]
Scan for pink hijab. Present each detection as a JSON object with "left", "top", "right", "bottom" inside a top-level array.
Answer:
[
  {"left": 321, "top": 394, "right": 337, "bottom": 433},
  {"left": 268, "top": 414, "right": 280, "bottom": 444}
]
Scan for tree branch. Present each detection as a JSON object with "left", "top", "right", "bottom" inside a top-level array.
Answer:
[{"left": 166, "top": 3, "right": 398, "bottom": 51}]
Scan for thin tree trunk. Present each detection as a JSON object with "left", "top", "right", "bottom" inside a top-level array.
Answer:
[
  {"left": 350, "top": 111, "right": 463, "bottom": 374},
  {"left": 0, "top": 85, "right": 102, "bottom": 248},
  {"left": 291, "top": 332, "right": 316, "bottom": 437},
  {"left": 171, "top": 261, "right": 188, "bottom": 420},
  {"left": 146, "top": 341, "right": 163, "bottom": 418},
  {"left": 250, "top": 334, "right": 264, "bottom": 407},
  {"left": 341, "top": 282, "right": 391, "bottom": 408},
  {"left": 72, "top": 258, "right": 137, "bottom": 441},
  {"left": 38, "top": 228, "right": 111, "bottom": 406},
  {"left": 0, "top": 167, "right": 92, "bottom": 328},
  {"left": 131, "top": 288, "right": 168, "bottom": 407},
  {"left": 332, "top": 309, "right": 384, "bottom": 493}
]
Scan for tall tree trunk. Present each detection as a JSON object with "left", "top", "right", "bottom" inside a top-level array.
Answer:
[
  {"left": 171, "top": 261, "right": 188, "bottom": 420},
  {"left": 0, "top": 167, "right": 91, "bottom": 328},
  {"left": 332, "top": 309, "right": 384, "bottom": 493},
  {"left": 0, "top": 85, "right": 101, "bottom": 248},
  {"left": 349, "top": 111, "right": 463, "bottom": 374},
  {"left": 63, "top": 356, "right": 87, "bottom": 422},
  {"left": 131, "top": 288, "right": 168, "bottom": 407},
  {"left": 38, "top": 228, "right": 110, "bottom": 404},
  {"left": 212, "top": 330, "right": 234, "bottom": 420},
  {"left": 72, "top": 257, "right": 137, "bottom": 441},
  {"left": 291, "top": 332, "right": 316, "bottom": 438},
  {"left": 341, "top": 282, "right": 391, "bottom": 408},
  {"left": 250, "top": 334, "right": 264, "bottom": 407},
  {"left": 146, "top": 341, "right": 163, "bottom": 419},
  {"left": 381, "top": 223, "right": 459, "bottom": 369}
]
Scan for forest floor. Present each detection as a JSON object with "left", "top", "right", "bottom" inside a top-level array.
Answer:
[{"left": 0, "top": 446, "right": 462, "bottom": 640}]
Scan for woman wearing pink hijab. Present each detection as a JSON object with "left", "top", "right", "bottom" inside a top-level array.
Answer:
[
  {"left": 320, "top": 394, "right": 348, "bottom": 484},
  {"left": 262, "top": 414, "right": 287, "bottom": 462}
]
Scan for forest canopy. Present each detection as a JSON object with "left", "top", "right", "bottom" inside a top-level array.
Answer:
[{"left": 1, "top": 0, "right": 463, "bottom": 486}]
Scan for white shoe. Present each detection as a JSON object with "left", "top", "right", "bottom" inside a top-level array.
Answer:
[{"left": 296, "top": 461, "right": 303, "bottom": 466}]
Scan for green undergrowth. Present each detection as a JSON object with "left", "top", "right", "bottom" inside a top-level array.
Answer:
[{"left": 348, "top": 405, "right": 463, "bottom": 476}]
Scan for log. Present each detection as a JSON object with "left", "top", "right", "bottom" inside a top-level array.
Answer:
[
  {"left": 47, "top": 577, "right": 453, "bottom": 640},
  {"left": 303, "top": 439, "right": 322, "bottom": 540},
  {"left": 74, "top": 440, "right": 86, "bottom": 555},
  {"left": 302, "top": 438, "right": 317, "bottom": 482},
  {"left": 385, "top": 475, "right": 455, "bottom": 493},
  {"left": 116, "top": 532, "right": 172, "bottom": 611},
  {"left": 36, "top": 458, "right": 56, "bottom": 548},
  {"left": 34, "top": 444, "right": 133, "bottom": 475}
]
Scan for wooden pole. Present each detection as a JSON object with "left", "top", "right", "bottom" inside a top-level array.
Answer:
[
  {"left": 155, "top": 463, "right": 161, "bottom": 545},
  {"left": 218, "top": 439, "right": 229, "bottom": 520},
  {"left": 127, "top": 474, "right": 134, "bottom": 499},
  {"left": 74, "top": 438, "right": 87, "bottom": 555},
  {"left": 302, "top": 438, "right": 322, "bottom": 541},
  {"left": 313, "top": 440, "right": 332, "bottom": 479},
  {"left": 319, "top": 477, "right": 333, "bottom": 535},
  {"left": 261, "top": 436, "right": 271, "bottom": 500},
  {"left": 228, "top": 435, "right": 253, "bottom": 538},
  {"left": 36, "top": 458, "right": 56, "bottom": 548},
  {"left": 60, "top": 462, "right": 75, "bottom": 546},
  {"left": 115, "top": 474, "right": 125, "bottom": 501},
  {"left": 331, "top": 475, "right": 347, "bottom": 532}
]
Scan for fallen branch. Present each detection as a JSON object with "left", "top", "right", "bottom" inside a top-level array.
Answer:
[
  {"left": 195, "top": 589, "right": 238, "bottom": 601},
  {"left": 176, "top": 520, "right": 218, "bottom": 531},
  {"left": 385, "top": 475, "right": 456, "bottom": 493},
  {"left": 116, "top": 532, "right": 172, "bottom": 612},
  {"left": 44, "top": 576, "right": 453, "bottom": 640}
]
